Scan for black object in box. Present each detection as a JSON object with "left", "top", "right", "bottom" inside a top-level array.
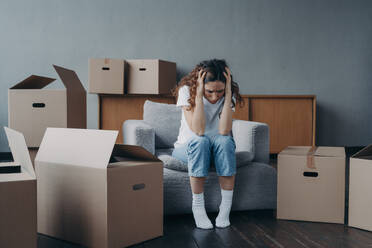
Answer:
[{"left": 0, "top": 152, "right": 20, "bottom": 173}]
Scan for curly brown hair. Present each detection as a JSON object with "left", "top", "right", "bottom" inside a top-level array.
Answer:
[{"left": 172, "top": 59, "right": 244, "bottom": 111}]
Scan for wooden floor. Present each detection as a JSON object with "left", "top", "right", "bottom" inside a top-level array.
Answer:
[{"left": 38, "top": 209, "right": 372, "bottom": 248}]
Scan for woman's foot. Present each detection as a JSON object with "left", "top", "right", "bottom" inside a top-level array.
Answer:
[
  {"left": 215, "top": 209, "right": 231, "bottom": 228},
  {"left": 192, "top": 192, "right": 213, "bottom": 229},
  {"left": 215, "top": 189, "right": 233, "bottom": 228}
]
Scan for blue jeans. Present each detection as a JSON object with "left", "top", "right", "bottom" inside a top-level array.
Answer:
[{"left": 172, "top": 134, "right": 236, "bottom": 177}]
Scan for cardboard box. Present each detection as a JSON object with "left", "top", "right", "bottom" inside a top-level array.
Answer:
[
  {"left": 89, "top": 58, "right": 126, "bottom": 94},
  {"left": 36, "top": 128, "right": 163, "bottom": 248},
  {"left": 0, "top": 127, "right": 37, "bottom": 248},
  {"left": 127, "top": 59, "right": 176, "bottom": 94},
  {"left": 349, "top": 145, "right": 372, "bottom": 231},
  {"left": 8, "top": 65, "right": 87, "bottom": 148},
  {"left": 277, "top": 146, "right": 345, "bottom": 224}
]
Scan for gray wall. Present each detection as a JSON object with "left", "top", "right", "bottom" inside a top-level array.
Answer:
[{"left": 1, "top": 0, "right": 371, "bottom": 151}]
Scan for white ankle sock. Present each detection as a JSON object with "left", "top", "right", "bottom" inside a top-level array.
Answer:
[
  {"left": 192, "top": 192, "right": 213, "bottom": 229},
  {"left": 216, "top": 189, "right": 233, "bottom": 228}
]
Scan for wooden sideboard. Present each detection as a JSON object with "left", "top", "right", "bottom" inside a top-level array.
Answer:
[{"left": 99, "top": 94, "right": 316, "bottom": 154}]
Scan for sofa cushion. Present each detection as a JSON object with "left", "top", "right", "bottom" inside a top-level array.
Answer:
[
  {"left": 143, "top": 100, "right": 181, "bottom": 149},
  {"left": 156, "top": 149, "right": 254, "bottom": 172}
]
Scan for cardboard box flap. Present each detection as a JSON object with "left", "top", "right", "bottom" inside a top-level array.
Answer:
[
  {"left": 36, "top": 128, "right": 118, "bottom": 169},
  {"left": 10, "top": 75, "right": 56, "bottom": 89},
  {"left": 352, "top": 144, "right": 372, "bottom": 158},
  {"left": 4, "top": 127, "right": 35, "bottom": 178},
  {"left": 53, "top": 65, "right": 85, "bottom": 92},
  {"left": 314, "top": 147, "right": 345, "bottom": 157},
  {"left": 279, "top": 146, "right": 312, "bottom": 156},
  {"left": 280, "top": 146, "right": 345, "bottom": 158},
  {"left": 111, "top": 144, "right": 161, "bottom": 161},
  {"left": 0, "top": 172, "right": 34, "bottom": 182}
]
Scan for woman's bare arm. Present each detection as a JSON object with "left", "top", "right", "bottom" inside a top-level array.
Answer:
[
  {"left": 218, "top": 67, "right": 233, "bottom": 135},
  {"left": 184, "top": 70, "right": 206, "bottom": 136}
]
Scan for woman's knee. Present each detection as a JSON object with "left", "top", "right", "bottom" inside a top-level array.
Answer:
[
  {"left": 188, "top": 135, "right": 211, "bottom": 152},
  {"left": 214, "top": 135, "right": 235, "bottom": 150}
]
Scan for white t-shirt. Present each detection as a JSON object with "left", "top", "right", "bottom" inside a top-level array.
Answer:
[{"left": 174, "top": 85, "right": 235, "bottom": 148}]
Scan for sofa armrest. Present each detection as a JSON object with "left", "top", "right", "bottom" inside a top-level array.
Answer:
[
  {"left": 232, "top": 120, "right": 270, "bottom": 164},
  {"left": 123, "top": 120, "right": 155, "bottom": 155}
]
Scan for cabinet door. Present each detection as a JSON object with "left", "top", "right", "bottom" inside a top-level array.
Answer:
[
  {"left": 233, "top": 97, "right": 249, "bottom": 120},
  {"left": 249, "top": 97, "right": 315, "bottom": 154}
]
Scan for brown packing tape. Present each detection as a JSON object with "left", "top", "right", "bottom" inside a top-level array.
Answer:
[
  {"left": 104, "top": 58, "right": 109, "bottom": 64},
  {"left": 306, "top": 146, "right": 317, "bottom": 169}
]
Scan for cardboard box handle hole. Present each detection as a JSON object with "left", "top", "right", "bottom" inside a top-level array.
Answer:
[
  {"left": 139, "top": 68, "right": 146, "bottom": 71},
  {"left": 32, "top": 103, "right": 45, "bottom": 108},
  {"left": 133, "top": 183, "right": 145, "bottom": 191},
  {"left": 102, "top": 67, "right": 110, "bottom": 70},
  {"left": 303, "top": 171, "right": 318, "bottom": 178}
]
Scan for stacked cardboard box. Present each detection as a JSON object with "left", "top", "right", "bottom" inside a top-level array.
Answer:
[
  {"left": 36, "top": 128, "right": 163, "bottom": 248},
  {"left": 89, "top": 58, "right": 176, "bottom": 95},
  {"left": 0, "top": 127, "right": 37, "bottom": 248},
  {"left": 89, "top": 58, "right": 126, "bottom": 94}
]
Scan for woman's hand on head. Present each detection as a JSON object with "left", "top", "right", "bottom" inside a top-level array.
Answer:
[
  {"left": 197, "top": 69, "right": 206, "bottom": 97},
  {"left": 223, "top": 67, "right": 232, "bottom": 97}
]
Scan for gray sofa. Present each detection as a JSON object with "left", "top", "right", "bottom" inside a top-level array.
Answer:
[{"left": 123, "top": 100, "right": 277, "bottom": 215}]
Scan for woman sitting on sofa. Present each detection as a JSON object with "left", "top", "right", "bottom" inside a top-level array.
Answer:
[{"left": 172, "top": 59, "right": 243, "bottom": 229}]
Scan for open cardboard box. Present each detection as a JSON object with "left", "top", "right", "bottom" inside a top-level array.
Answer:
[
  {"left": 0, "top": 127, "right": 37, "bottom": 248},
  {"left": 36, "top": 128, "right": 163, "bottom": 248},
  {"left": 277, "top": 146, "right": 345, "bottom": 224},
  {"left": 8, "top": 65, "right": 86, "bottom": 148}
]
